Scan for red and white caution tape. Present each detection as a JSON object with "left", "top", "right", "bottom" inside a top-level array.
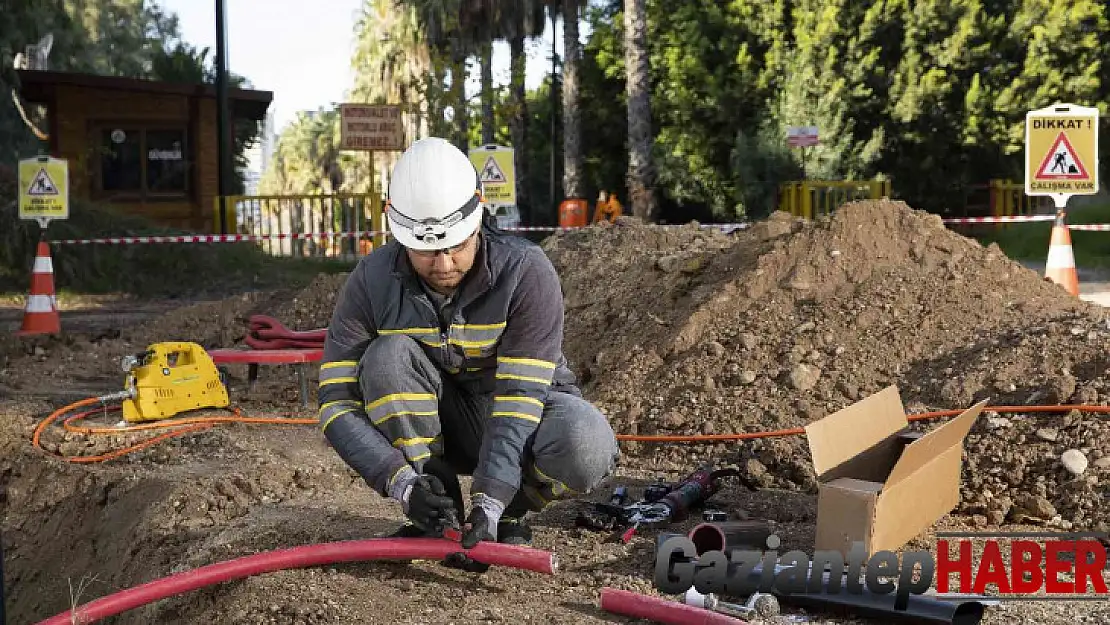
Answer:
[
  {"left": 48, "top": 223, "right": 752, "bottom": 245},
  {"left": 1065, "top": 224, "right": 1110, "bottom": 231},
  {"left": 50, "top": 232, "right": 375, "bottom": 245},
  {"left": 941, "top": 215, "right": 1056, "bottom": 224}
]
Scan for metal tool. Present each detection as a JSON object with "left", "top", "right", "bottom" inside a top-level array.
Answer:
[
  {"left": 644, "top": 477, "right": 671, "bottom": 502},
  {"left": 684, "top": 587, "right": 781, "bottom": 620},
  {"left": 119, "top": 342, "right": 229, "bottom": 423},
  {"left": 702, "top": 509, "right": 729, "bottom": 522},
  {"left": 658, "top": 464, "right": 741, "bottom": 521}
]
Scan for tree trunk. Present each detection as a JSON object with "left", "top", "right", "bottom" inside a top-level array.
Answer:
[
  {"left": 480, "top": 40, "right": 495, "bottom": 145},
  {"left": 562, "top": 0, "right": 583, "bottom": 200},
  {"left": 509, "top": 35, "right": 529, "bottom": 219},
  {"left": 624, "top": 0, "right": 656, "bottom": 221},
  {"left": 450, "top": 42, "right": 468, "bottom": 153}
]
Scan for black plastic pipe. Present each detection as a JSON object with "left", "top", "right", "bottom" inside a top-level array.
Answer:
[{"left": 1, "top": 526, "right": 6, "bottom": 625}]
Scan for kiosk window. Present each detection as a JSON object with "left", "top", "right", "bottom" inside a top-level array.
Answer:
[{"left": 96, "top": 126, "right": 189, "bottom": 199}]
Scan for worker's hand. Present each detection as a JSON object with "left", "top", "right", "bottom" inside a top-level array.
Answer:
[
  {"left": 460, "top": 493, "right": 504, "bottom": 548},
  {"left": 404, "top": 474, "right": 458, "bottom": 532}
]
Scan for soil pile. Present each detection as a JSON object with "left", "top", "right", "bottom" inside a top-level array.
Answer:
[{"left": 545, "top": 200, "right": 1110, "bottom": 530}]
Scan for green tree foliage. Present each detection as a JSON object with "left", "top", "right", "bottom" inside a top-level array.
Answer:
[
  {"left": 1, "top": 0, "right": 260, "bottom": 192},
  {"left": 263, "top": 0, "right": 1110, "bottom": 225},
  {"left": 582, "top": 0, "right": 1110, "bottom": 220}
]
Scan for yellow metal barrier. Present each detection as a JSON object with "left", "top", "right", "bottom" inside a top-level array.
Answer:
[
  {"left": 778, "top": 180, "right": 892, "bottom": 220},
  {"left": 213, "top": 193, "right": 385, "bottom": 259},
  {"left": 989, "top": 179, "right": 1053, "bottom": 224}
]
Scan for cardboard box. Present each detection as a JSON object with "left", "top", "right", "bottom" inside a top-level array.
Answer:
[{"left": 804, "top": 385, "right": 987, "bottom": 558}]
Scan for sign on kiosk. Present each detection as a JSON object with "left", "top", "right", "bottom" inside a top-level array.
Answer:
[
  {"left": 19, "top": 155, "right": 69, "bottom": 228},
  {"left": 1025, "top": 103, "right": 1100, "bottom": 209}
]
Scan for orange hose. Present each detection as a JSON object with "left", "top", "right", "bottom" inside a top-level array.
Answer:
[
  {"left": 31, "top": 397, "right": 1110, "bottom": 463},
  {"left": 32, "top": 399, "right": 314, "bottom": 464}
]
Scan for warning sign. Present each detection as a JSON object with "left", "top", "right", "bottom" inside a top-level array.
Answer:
[
  {"left": 479, "top": 156, "right": 507, "bottom": 183},
  {"left": 1025, "top": 103, "right": 1099, "bottom": 201},
  {"left": 27, "top": 168, "right": 59, "bottom": 195},
  {"left": 469, "top": 144, "right": 516, "bottom": 206},
  {"left": 18, "top": 156, "right": 69, "bottom": 223}
]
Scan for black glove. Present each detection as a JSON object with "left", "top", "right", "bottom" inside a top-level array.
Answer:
[
  {"left": 405, "top": 475, "right": 458, "bottom": 532},
  {"left": 461, "top": 505, "right": 495, "bottom": 549}
]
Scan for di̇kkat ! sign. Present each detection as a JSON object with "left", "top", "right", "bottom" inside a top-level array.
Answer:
[
  {"left": 1025, "top": 103, "right": 1100, "bottom": 205},
  {"left": 339, "top": 103, "right": 405, "bottom": 151}
]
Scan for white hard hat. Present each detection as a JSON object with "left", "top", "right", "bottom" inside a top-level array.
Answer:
[{"left": 386, "top": 137, "right": 484, "bottom": 250}]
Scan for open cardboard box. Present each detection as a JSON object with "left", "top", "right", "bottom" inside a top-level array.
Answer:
[{"left": 804, "top": 385, "right": 988, "bottom": 558}]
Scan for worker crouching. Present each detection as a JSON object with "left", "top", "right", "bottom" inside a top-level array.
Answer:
[{"left": 318, "top": 137, "right": 620, "bottom": 551}]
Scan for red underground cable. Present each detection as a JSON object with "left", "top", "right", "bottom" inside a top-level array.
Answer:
[
  {"left": 35, "top": 538, "right": 558, "bottom": 625},
  {"left": 599, "top": 587, "right": 749, "bottom": 625}
]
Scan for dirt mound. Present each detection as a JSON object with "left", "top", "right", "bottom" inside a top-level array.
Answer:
[{"left": 546, "top": 200, "right": 1110, "bottom": 530}]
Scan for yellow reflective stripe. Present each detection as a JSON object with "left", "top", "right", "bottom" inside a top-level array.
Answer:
[
  {"left": 373, "top": 410, "right": 439, "bottom": 426},
  {"left": 409, "top": 451, "right": 432, "bottom": 462},
  {"left": 495, "top": 373, "right": 552, "bottom": 385},
  {"left": 497, "top": 356, "right": 557, "bottom": 369},
  {"left": 387, "top": 464, "right": 410, "bottom": 490},
  {"left": 494, "top": 395, "right": 544, "bottom": 408},
  {"left": 491, "top": 411, "right": 542, "bottom": 423},
  {"left": 450, "top": 322, "right": 506, "bottom": 331},
  {"left": 448, "top": 337, "right": 497, "bottom": 348},
  {"left": 533, "top": 463, "right": 576, "bottom": 496},
  {"left": 366, "top": 392, "right": 437, "bottom": 412},
  {"left": 392, "top": 435, "right": 440, "bottom": 448},
  {"left": 320, "top": 377, "right": 357, "bottom": 386},
  {"left": 319, "top": 404, "right": 359, "bottom": 432},
  {"left": 321, "top": 360, "right": 357, "bottom": 369}
]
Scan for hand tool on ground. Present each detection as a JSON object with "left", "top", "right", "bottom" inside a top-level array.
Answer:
[
  {"left": 685, "top": 587, "right": 782, "bottom": 620},
  {"left": 577, "top": 464, "right": 746, "bottom": 542},
  {"left": 118, "top": 342, "right": 229, "bottom": 423},
  {"left": 656, "top": 464, "right": 743, "bottom": 522}
]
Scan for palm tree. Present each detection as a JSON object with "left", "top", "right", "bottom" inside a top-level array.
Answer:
[
  {"left": 624, "top": 0, "right": 656, "bottom": 221},
  {"left": 498, "top": 0, "right": 547, "bottom": 220},
  {"left": 560, "top": 0, "right": 588, "bottom": 201}
]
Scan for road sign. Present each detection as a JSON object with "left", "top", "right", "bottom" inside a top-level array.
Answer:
[
  {"left": 787, "top": 126, "right": 819, "bottom": 148},
  {"left": 339, "top": 103, "right": 405, "bottom": 151},
  {"left": 469, "top": 144, "right": 516, "bottom": 206},
  {"left": 1025, "top": 103, "right": 1099, "bottom": 207},
  {"left": 19, "top": 156, "right": 69, "bottom": 226}
]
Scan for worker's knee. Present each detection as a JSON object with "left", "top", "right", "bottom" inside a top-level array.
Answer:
[
  {"left": 357, "top": 335, "right": 440, "bottom": 396},
  {"left": 531, "top": 392, "right": 620, "bottom": 495}
]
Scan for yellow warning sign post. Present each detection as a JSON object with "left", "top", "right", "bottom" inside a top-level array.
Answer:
[
  {"left": 18, "top": 155, "right": 69, "bottom": 227},
  {"left": 1025, "top": 103, "right": 1099, "bottom": 208},
  {"left": 469, "top": 144, "right": 516, "bottom": 206}
]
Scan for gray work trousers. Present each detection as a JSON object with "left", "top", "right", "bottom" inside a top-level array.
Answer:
[{"left": 358, "top": 335, "right": 620, "bottom": 513}]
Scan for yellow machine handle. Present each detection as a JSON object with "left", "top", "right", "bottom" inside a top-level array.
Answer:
[{"left": 142, "top": 342, "right": 206, "bottom": 369}]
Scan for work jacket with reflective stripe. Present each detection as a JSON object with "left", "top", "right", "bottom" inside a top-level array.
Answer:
[{"left": 317, "top": 221, "right": 576, "bottom": 507}]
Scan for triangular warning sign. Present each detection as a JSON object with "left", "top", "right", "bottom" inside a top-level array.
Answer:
[
  {"left": 1035, "top": 132, "right": 1090, "bottom": 180},
  {"left": 27, "top": 168, "right": 59, "bottom": 195},
  {"left": 479, "top": 156, "right": 507, "bottom": 183}
]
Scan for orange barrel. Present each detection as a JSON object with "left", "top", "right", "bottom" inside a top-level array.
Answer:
[{"left": 558, "top": 199, "right": 589, "bottom": 228}]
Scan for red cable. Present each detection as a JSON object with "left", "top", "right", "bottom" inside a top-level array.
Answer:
[
  {"left": 599, "top": 587, "right": 748, "bottom": 625},
  {"left": 34, "top": 538, "right": 557, "bottom": 625}
]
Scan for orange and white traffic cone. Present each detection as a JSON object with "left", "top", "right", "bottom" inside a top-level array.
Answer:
[
  {"left": 16, "top": 240, "right": 61, "bottom": 336},
  {"left": 1044, "top": 211, "right": 1080, "bottom": 297}
]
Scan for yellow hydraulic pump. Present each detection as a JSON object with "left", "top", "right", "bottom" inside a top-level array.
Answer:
[{"left": 119, "top": 342, "right": 229, "bottom": 423}]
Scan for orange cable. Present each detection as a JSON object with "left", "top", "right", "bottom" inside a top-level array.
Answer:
[{"left": 30, "top": 397, "right": 1110, "bottom": 462}]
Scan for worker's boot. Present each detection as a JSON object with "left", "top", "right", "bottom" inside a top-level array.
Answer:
[{"left": 496, "top": 491, "right": 536, "bottom": 546}]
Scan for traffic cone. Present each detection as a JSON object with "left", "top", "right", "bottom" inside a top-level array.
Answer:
[
  {"left": 1044, "top": 211, "right": 1080, "bottom": 297},
  {"left": 16, "top": 240, "right": 61, "bottom": 336}
]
